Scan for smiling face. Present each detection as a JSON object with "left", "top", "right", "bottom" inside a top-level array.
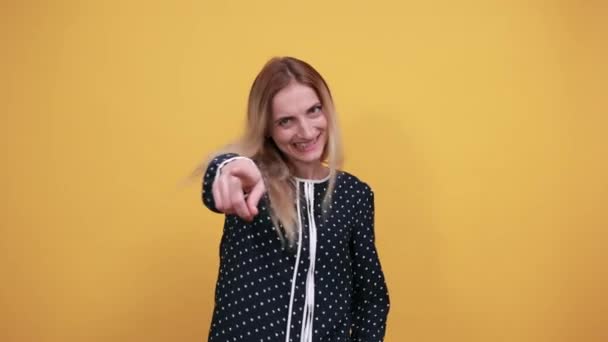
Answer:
[{"left": 270, "top": 82, "right": 328, "bottom": 175}]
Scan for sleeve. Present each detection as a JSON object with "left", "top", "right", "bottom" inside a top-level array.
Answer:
[
  {"left": 350, "top": 184, "right": 390, "bottom": 342},
  {"left": 201, "top": 153, "right": 254, "bottom": 213}
]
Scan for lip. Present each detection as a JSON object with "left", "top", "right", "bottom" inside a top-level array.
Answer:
[{"left": 292, "top": 134, "right": 321, "bottom": 153}]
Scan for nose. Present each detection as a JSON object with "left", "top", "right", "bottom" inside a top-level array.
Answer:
[{"left": 297, "top": 119, "right": 316, "bottom": 140}]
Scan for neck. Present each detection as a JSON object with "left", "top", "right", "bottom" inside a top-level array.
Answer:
[{"left": 291, "top": 162, "right": 329, "bottom": 180}]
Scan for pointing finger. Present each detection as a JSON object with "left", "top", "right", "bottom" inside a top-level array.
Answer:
[{"left": 246, "top": 180, "right": 266, "bottom": 217}]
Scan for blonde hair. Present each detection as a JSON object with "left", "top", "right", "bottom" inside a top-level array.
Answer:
[{"left": 202, "top": 56, "right": 343, "bottom": 246}]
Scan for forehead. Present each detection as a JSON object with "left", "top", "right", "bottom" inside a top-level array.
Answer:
[{"left": 271, "top": 82, "right": 320, "bottom": 118}]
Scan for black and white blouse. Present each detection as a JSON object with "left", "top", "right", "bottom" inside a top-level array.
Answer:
[{"left": 202, "top": 153, "right": 390, "bottom": 342}]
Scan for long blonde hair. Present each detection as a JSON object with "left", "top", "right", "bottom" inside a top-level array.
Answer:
[{"left": 202, "top": 56, "right": 343, "bottom": 246}]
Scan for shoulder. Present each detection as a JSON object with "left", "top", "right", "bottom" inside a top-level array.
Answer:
[{"left": 335, "top": 170, "right": 374, "bottom": 199}]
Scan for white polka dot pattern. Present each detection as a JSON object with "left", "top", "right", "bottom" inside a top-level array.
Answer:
[{"left": 202, "top": 154, "right": 390, "bottom": 341}]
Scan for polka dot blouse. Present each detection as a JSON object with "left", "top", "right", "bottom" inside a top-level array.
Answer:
[{"left": 202, "top": 154, "right": 390, "bottom": 341}]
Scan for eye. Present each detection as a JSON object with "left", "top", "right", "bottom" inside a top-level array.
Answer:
[
  {"left": 278, "top": 117, "right": 292, "bottom": 127},
  {"left": 309, "top": 104, "right": 323, "bottom": 115}
]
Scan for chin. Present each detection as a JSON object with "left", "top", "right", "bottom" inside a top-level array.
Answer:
[{"left": 296, "top": 155, "right": 323, "bottom": 164}]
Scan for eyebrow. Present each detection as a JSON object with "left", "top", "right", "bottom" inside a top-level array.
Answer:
[{"left": 274, "top": 102, "right": 322, "bottom": 124}]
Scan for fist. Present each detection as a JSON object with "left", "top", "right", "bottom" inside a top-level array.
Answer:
[{"left": 212, "top": 159, "right": 266, "bottom": 221}]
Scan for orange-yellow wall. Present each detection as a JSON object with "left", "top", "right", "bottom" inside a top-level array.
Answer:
[{"left": 2, "top": 1, "right": 607, "bottom": 341}]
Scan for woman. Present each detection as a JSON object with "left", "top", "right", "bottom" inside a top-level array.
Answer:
[{"left": 201, "top": 57, "right": 389, "bottom": 341}]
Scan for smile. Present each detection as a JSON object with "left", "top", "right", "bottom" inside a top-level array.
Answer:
[{"left": 293, "top": 135, "right": 320, "bottom": 152}]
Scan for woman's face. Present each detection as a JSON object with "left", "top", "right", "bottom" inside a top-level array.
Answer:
[{"left": 270, "top": 82, "right": 328, "bottom": 170}]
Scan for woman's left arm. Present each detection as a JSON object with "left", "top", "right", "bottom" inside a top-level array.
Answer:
[{"left": 350, "top": 184, "right": 390, "bottom": 342}]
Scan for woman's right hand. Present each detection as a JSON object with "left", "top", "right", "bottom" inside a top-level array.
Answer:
[{"left": 212, "top": 159, "right": 266, "bottom": 221}]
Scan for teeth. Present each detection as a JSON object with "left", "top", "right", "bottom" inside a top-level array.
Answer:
[{"left": 294, "top": 138, "right": 316, "bottom": 150}]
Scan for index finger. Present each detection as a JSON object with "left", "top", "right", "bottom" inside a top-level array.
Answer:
[{"left": 246, "top": 180, "right": 266, "bottom": 217}]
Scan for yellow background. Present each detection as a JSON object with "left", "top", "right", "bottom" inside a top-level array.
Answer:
[{"left": 2, "top": 1, "right": 607, "bottom": 341}]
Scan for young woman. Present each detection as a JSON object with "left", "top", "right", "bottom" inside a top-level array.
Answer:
[{"left": 201, "top": 56, "right": 389, "bottom": 341}]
